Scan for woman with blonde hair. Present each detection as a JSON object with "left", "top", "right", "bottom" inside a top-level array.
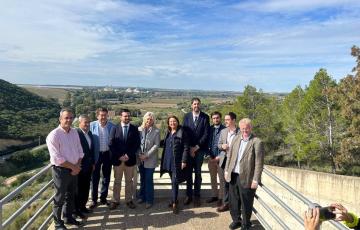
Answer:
[{"left": 137, "top": 112, "right": 160, "bottom": 208}]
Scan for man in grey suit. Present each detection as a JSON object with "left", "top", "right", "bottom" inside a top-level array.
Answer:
[
  {"left": 217, "top": 112, "right": 239, "bottom": 212},
  {"left": 224, "top": 118, "right": 264, "bottom": 230}
]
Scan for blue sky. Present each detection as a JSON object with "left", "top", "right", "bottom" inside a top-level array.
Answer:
[{"left": 0, "top": 0, "right": 359, "bottom": 92}]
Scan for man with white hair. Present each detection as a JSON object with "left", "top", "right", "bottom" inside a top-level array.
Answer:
[
  {"left": 46, "top": 108, "right": 84, "bottom": 229},
  {"left": 74, "top": 114, "right": 95, "bottom": 218},
  {"left": 224, "top": 118, "right": 265, "bottom": 230}
]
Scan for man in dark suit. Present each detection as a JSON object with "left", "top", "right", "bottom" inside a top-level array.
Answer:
[
  {"left": 206, "top": 111, "right": 225, "bottom": 206},
  {"left": 224, "top": 118, "right": 265, "bottom": 230},
  {"left": 109, "top": 109, "right": 141, "bottom": 210},
  {"left": 182, "top": 97, "right": 210, "bottom": 207},
  {"left": 74, "top": 114, "right": 95, "bottom": 218}
]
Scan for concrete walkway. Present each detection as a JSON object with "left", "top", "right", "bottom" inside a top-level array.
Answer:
[{"left": 49, "top": 163, "right": 264, "bottom": 230}]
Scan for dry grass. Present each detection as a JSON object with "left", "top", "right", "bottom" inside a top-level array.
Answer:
[{"left": 22, "top": 86, "right": 68, "bottom": 102}]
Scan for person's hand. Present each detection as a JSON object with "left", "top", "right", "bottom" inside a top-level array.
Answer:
[
  {"left": 304, "top": 207, "right": 320, "bottom": 230},
  {"left": 214, "top": 156, "right": 220, "bottom": 162},
  {"left": 331, "top": 203, "right": 353, "bottom": 222},
  {"left": 71, "top": 164, "right": 81, "bottom": 175},
  {"left": 139, "top": 154, "right": 147, "bottom": 161},
  {"left": 221, "top": 144, "right": 229, "bottom": 151},
  {"left": 251, "top": 181, "right": 258, "bottom": 189},
  {"left": 190, "top": 146, "right": 199, "bottom": 157},
  {"left": 123, "top": 154, "right": 129, "bottom": 162},
  {"left": 181, "top": 163, "right": 186, "bottom": 169}
]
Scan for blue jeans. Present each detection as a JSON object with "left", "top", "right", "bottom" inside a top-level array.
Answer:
[
  {"left": 186, "top": 150, "right": 205, "bottom": 197},
  {"left": 138, "top": 165, "right": 155, "bottom": 204},
  {"left": 91, "top": 151, "right": 112, "bottom": 202}
]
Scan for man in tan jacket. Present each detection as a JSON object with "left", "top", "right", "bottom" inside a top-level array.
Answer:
[{"left": 224, "top": 118, "right": 264, "bottom": 230}]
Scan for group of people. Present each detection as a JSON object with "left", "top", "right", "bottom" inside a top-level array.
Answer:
[{"left": 46, "top": 97, "right": 265, "bottom": 230}]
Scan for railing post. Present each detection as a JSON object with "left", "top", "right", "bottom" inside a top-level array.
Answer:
[{"left": 0, "top": 200, "right": 3, "bottom": 230}]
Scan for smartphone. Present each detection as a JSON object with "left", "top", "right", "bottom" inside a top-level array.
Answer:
[{"left": 319, "top": 206, "right": 336, "bottom": 221}]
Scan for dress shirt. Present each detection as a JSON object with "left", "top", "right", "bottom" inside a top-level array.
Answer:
[
  {"left": 233, "top": 137, "right": 249, "bottom": 174},
  {"left": 81, "top": 129, "right": 92, "bottom": 149},
  {"left": 227, "top": 129, "right": 237, "bottom": 147},
  {"left": 121, "top": 122, "right": 129, "bottom": 141},
  {"left": 46, "top": 126, "right": 84, "bottom": 166},
  {"left": 99, "top": 123, "right": 109, "bottom": 152}
]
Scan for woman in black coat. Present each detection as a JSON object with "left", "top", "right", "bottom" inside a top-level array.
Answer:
[{"left": 160, "top": 115, "right": 190, "bottom": 214}]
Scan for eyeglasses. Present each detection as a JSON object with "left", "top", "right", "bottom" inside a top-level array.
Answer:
[{"left": 64, "top": 117, "right": 74, "bottom": 120}]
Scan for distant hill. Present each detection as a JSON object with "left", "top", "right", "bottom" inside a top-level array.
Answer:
[{"left": 0, "top": 79, "right": 61, "bottom": 140}]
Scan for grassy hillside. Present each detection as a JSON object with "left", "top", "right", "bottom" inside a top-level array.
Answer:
[
  {"left": 22, "top": 86, "right": 68, "bottom": 103},
  {"left": 0, "top": 79, "right": 60, "bottom": 140}
]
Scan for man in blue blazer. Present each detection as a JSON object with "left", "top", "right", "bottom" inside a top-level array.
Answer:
[
  {"left": 89, "top": 108, "right": 115, "bottom": 208},
  {"left": 109, "top": 109, "right": 141, "bottom": 210},
  {"left": 182, "top": 97, "right": 210, "bottom": 207}
]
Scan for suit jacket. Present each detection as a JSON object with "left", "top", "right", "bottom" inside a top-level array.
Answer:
[
  {"left": 218, "top": 127, "right": 240, "bottom": 168},
  {"left": 90, "top": 120, "right": 114, "bottom": 163},
  {"left": 160, "top": 127, "right": 191, "bottom": 184},
  {"left": 76, "top": 128, "right": 95, "bottom": 172},
  {"left": 224, "top": 134, "right": 264, "bottom": 188},
  {"left": 109, "top": 123, "right": 141, "bottom": 167},
  {"left": 139, "top": 126, "right": 160, "bottom": 169},
  {"left": 208, "top": 124, "right": 226, "bottom": 158},
  {"left": 182, "top": 111, "right": 210, "bottom": 151}
]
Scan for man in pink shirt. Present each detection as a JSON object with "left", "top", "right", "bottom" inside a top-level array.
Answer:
[{"left": 46, "top": 108, "right": 84, "bottom": 229}]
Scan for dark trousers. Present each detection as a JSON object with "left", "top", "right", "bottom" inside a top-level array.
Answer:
[
  {"left": 186, "top": 150, "right": 205, "bottom": 197},
  {"left": 229, "top": 173, "right": 255, "bottom": 228},
  {"left": 91, "top": 151, "right": 112, "bottom": 202},
  {"left": 52, "top": 166, "right": 77, "bottom": 226},
  {"left": 138, "top": 165, "right": 155, "bottom": 204},
  {"left": 219, "top": 166, "right": 230, "bottom": 205},
  {"left": 75, "top": 168, "right": 92, "bottom": 211},
  {"left": 168, "top": 171, "right": 179, "bottom": 203}
]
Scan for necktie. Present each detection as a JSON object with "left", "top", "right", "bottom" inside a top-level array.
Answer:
[
  {"left": 123, "top": 126, "right": 128, "bottom": 142},
  {"left": 194, "top": 116, "right": 198, "bottom": 126}
]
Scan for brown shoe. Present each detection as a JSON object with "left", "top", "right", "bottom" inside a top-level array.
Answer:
[
  {"left": 193, "top": 197, "right": 201, "bottom": 207},
  {"left": 109, "top": 202, "right": 119, "bottom": 210},
  {"left": 126, "top": 201, "right": 136, "bottom": 209},
  {"left": 217, "top": 199, "right": 223, "bottom": 207},
  {"left": 183, "top": 196, "right": 192, "bottom": 205},
  {"left": 172, "top": 201, "right": 179, "bottom": 214},
  {"left": 217, "top": 204, "right": 229, "bottom": 212}
]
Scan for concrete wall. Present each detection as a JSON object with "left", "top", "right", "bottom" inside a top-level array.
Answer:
[{"left": 253, "top": 165, "right": 359, "bottom": 230}]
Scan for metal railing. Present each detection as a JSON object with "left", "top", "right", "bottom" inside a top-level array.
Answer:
[
  {"left": 252, "top": 167, "right": 349, "bottom": 230},
  {"left": 0, "top": 163, "right": 352, "bottom": 230},
  {"left": 0, "top": 164, "right": 53, "bottom": 230}
]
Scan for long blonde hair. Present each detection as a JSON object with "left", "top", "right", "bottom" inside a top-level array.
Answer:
[{"left": 141, "top": 112, "right": 156, "bottom": 128}]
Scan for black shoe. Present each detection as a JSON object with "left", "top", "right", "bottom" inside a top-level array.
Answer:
[
  {"left": 73, "top": 211, "right": 86, "bottom": 219},
  {"left": 206, "top": 196, "right": 218, "bottom": 203},
  {"left": 183, "top": 196, "right": 192, "bottom": 205},
  {"left": 80, "top": 207, "right": 92, "bottom": 214},
  {"left": 100, "top": 199, "right": 110, "bottom": 205},
  {"left": 126, "top": 201, "right": 136, "bottom": 209},
  {"left": 109, "top": 202, "right": 119, "bottom": 210},
  {"left": 193, "top": 197, "right": 201, "bottom": 207},
  {"left": 55, "top": 224, "right": 68, "bottom": 230},
  {"left": 89, "top": 201, "right": 98, "bottom": 209},
  {"left": 64, "top": 218, "right": 84, "bottom": 227},
  {"left": 229, "top": 222, "right": 242, "bottom": 230}
]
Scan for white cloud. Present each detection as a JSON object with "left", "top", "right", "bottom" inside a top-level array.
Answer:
[{"left": 234, "top": 0, "right": 360, "bottom": 13}]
